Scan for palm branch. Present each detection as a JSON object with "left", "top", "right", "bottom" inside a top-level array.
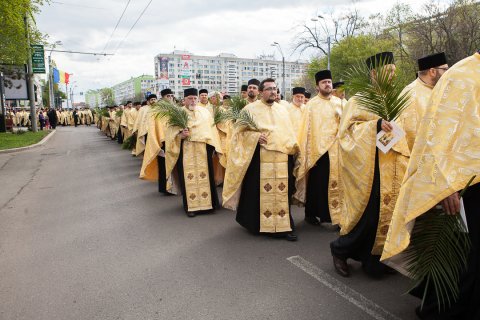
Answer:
[
  {"left": 343, "top": 56, "right": 410, "bottom": 121},
  {"left": 116, "top": 109, "right": 123, "bottom": 117},
  {"left": 229, "top": 96, "right": 248, "bottom": 114},
  {"left": 405, "top": 175, "right": 476, "bottom": 312},
  {"left": 212, "top": 105, "right": 229, "bottom": 126},
  {"left": 231, "top": 109, "right": 259, "bottom": 131},
  {"left": 122, "top": 134, "right": 136, "bottom": 150},
  {"left": 101, "top": 108, "right": 110, "bottom": 118},
  {"left": 150, "top": 100, "right": 189, "bottom": 129}
]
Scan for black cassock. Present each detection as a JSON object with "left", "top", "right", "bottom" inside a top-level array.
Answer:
[
  {"left": 117, "top": 126, "right": 123, "bottom": 144},
  {"left": 175, "top": 140, "right": 219, "bottom": 213},
  {"left": 235, "top": 144, "right": 296, "bottom": 234},
  {"left": 158, "top": 145, "right": 167, "bottom": 194},
  {"left": 330, "top": 119, "right": 386, "bottom": 276},
  {"left": 305, "top": 152, "right": 331, "bottom": 223}
]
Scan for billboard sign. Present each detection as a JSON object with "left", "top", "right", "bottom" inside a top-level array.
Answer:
[
  {"left": 181, "top": 55, "right": 192, "bottom": 86},
  {"left": 159, "top": 57, "right": 169, "bottom": 84},
  {"left": 0, "top": 65, "right": 28, "bottom": 100}
]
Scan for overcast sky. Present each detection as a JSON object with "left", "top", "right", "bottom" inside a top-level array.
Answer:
[{"left": 36, "top": 0, "right": 437, "bottom": 102}]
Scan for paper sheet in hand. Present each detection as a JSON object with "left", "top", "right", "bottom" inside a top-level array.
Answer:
[{"left": 376, "top": 121, "right": 405, "bottom": 154}]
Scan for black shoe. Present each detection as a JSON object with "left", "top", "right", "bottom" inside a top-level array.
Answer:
[
  {"left": 186, "top": 211, "right": 196, "bottom": 218},
  {"left": 332, "top": 255, "right": 350, "bottom": 277},
  {"left": 285, "top": 233, "right": 298, "bottom": 241},
  {"left": 305, "top": 216, "right": 320, "bottom": 226}
]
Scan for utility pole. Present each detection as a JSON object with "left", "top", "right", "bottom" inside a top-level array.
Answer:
[
  {"left": 24, "top": 15, "right": 37, "bottom": 132},
  {"left": 65, "top": 83, "right": 69, "bottom": 109},
  {"left": 271, "top": 42, "right": 286, "bottom": 99},
  {"left": 0, "top": 72, "right": 6, "bottom": 132}
]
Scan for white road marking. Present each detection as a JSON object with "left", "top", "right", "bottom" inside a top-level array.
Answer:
[{"left": 287, "top": 255, "right": 403, "bottom": 320}]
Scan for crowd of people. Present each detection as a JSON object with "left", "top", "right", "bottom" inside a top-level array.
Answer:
[
  {"left": 5, "top": 107, "right": 95, "bottom": 130},
  {"left": 95, "top": 50, "right": 479, "bottom": 320}
]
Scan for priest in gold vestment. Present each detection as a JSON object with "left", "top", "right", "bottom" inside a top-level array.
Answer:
[
  {"left": 223, "top": 78, "right": 299, "bottom": 241},
  {"left": 285, "top": 86, "right": 306, "bottom": 135},
  {"left": 294, "top": 70, "right": 343, "bottom": 226},
  {"left": 198, "top": 89, "right": 213, "bottom": 114},
  {"left": 164, "top": 88, "right": 223, "bottom": 217},
  {"left": 330, "top": 52, "right": 410, "bottom": 277},
  {"left": 139, "top": 89, "right": 173, "bottom": 194},
  {"left": 134, "top": 96, "right": 156, "bottom": 156},
  {"left": 397, "top": 52, "right": 449, "bottom": 151},
  {"left": 382, "top": 52, "right": 480, "bottom": 320}
]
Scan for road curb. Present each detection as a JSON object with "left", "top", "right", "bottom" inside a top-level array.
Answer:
[{"left": 0, "top": 130, "right": 57, "bottom": 154}]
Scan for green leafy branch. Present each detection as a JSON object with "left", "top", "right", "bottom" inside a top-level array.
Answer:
[
  {"left": 343, "top": 57, "right": 410, "bottom": 121},
  {"left": 211, "top": 96, "right": 258, "bottom": 130},
  {"left": 405, "top": 176, "right": 476, "bottom": 312},
  {"left": 151, "top": 100, "right": 189, "bottom": 129}
]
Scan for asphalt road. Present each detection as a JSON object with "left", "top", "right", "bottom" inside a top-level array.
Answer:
[{"left": 0, "top": 126, "right": 419, "bottom": 320}]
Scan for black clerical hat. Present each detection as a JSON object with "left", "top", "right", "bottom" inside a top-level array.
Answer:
[
  {"left": 366, "top": 52, "right": 394, "bottom": 69},
  {"left": 160, "top": 88, "right": 173, "bottom": 97},
  {"left": 184, "top": 88, "right": 198, "bottom": 97},
  {"left": 248, "top": 78, "right": 260, "bottom": 87},
  {"left": 241, "top": 84, "right": 248, "bottom": 91},
  {"left": 292, "top": 87, "right": 306, "bottom": 95},
  {"left": 146, "top": 94, "right": 157, "bottom": 100},
  {"left": 315, "top": 70, "right": 332, "bottom": 83},
  {"left": 417, "top": 52, "right": 447, "bottom": 71},
  {"left": 333, "top": 81, "right": 344, "bottom": 89}
]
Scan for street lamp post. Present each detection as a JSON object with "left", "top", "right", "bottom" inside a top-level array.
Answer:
[
  {"left": 271, "top": 42, "right": 286, "bottom": 99},
  {"left": 311, "top": 15, "right": 331, "bottom": 70},
  {"left": 48, "top": 41, "right": 62, "bottom": 109}
]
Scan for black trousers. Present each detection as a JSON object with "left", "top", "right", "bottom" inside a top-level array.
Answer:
[
  {"left": 158, "top": 145, "right": 167, "bottom": 194},
  {"left": 305, "top": 152, "right": 331, "bottom": 223}
]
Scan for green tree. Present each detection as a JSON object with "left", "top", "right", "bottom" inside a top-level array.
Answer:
[
  {"left": 100, "top": 88, "right": 115, "bottom": 106},
  {"left": 306, "top": 34, "right": 397, "bottom": 86},
  {"left": 41, "top": 79, "right": 67, "bottom": 108},
  {"left": 0, "top": 0, "right": 48, "bottom": 65}
]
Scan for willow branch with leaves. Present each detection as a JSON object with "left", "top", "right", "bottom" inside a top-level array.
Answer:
[
  {"left": 405, "top": 176, "right": 476, "bottom": 312},
  {"left": 343, "top": 57, "right": 410, "bottom": 121},
  {"left": 151, "top": 100, "right": 189, "bottom": 129}
]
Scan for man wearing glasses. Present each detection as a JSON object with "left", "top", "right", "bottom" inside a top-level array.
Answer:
[
  {"left": 397, "top": 52, "right": 449, "bottom": 151},
  {"left": 223, "top": 78, "right": 300, "bottom": 241}
]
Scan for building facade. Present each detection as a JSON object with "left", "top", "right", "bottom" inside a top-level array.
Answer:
[
  {"left": 111, "top": 75, "right": 156, "bottom": 105},
  {"left": 154, "top": 51, "right": 308, "bottom": 99},
  {"left": 85, "top": 89, "right": 102, "bottom": 108}
]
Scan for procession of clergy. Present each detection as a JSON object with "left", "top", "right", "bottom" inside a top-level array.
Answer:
[
  {"left": 97, "top": 51, "right": 479, "bottom": 320},
  {"left": 5, "top": 107, "right": 95, "bottom": 128}
]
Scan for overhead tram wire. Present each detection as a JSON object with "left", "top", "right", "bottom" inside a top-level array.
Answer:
[
  {"left": 111, "top": 0, "right": 154, "bottom": 56},
  {"left": 102, "top": 0, "right": 132, "bottom": 54}
]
